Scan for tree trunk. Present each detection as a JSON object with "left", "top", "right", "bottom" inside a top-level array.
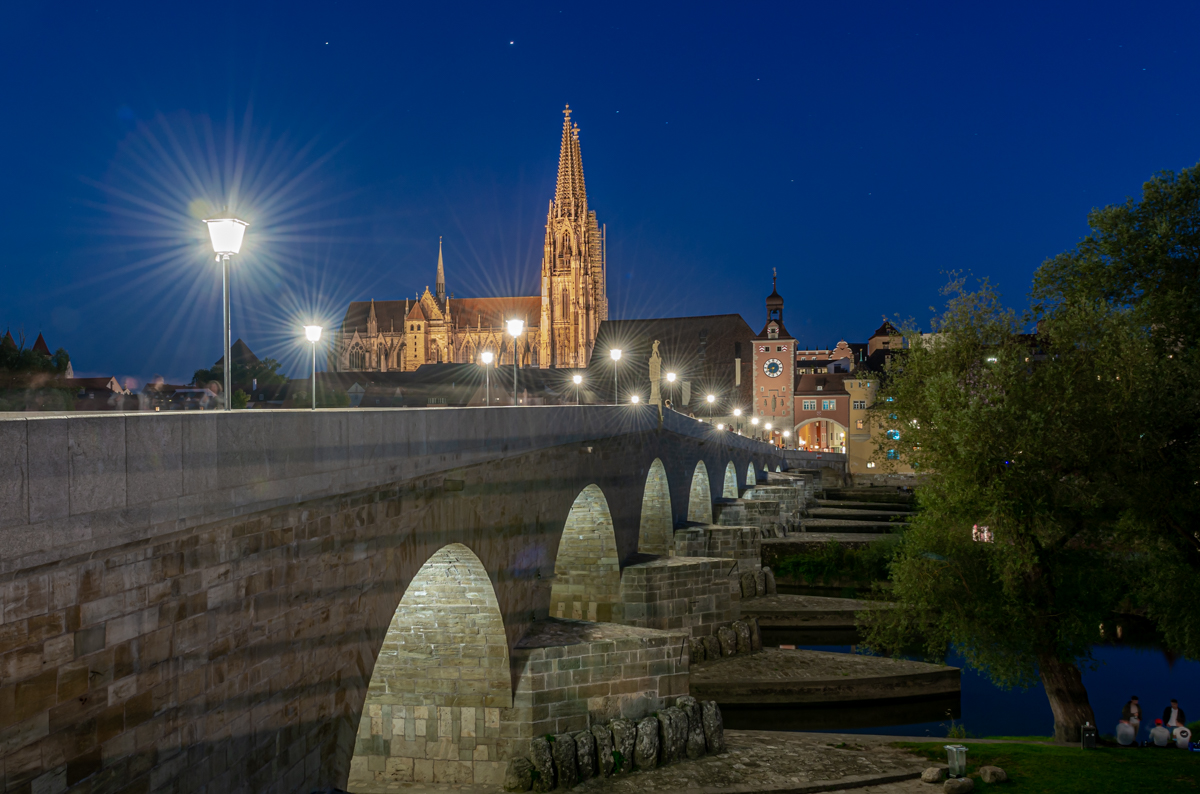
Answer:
[{"left": 1037, "top": 653, "right": 1095, "bottom": 743}]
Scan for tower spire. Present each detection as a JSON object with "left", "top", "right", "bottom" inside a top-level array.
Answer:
[
  {"left": 436, "top": 236, "right": 445, "bottom": 302},
  {"left": 554, "top": 106, "right": 586, "bottom": 218}
]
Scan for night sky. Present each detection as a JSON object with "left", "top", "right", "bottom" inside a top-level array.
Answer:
[{"left": 3, "top": 3, "right": 1198, "bottom": 384}]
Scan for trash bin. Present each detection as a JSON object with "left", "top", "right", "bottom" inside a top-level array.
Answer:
[
  {"left": 1081, "top": 723, "right": 1097, "bottom": 749},
  {"left": 944, "top": 744, "right": 967, "bottom": 777}
]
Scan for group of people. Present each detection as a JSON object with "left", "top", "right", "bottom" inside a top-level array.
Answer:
[{"left": 1119, "top": 697, "right": 1191, "bottom": 747}]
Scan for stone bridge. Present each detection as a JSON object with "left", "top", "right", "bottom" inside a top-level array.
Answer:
[{"left": 0, "top": 407, "right": 844, "bottom": 793}]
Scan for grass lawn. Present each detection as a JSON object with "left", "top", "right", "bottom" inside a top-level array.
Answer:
[{"left": 896, "top": 741, "right": 1198, "bottom": 793}]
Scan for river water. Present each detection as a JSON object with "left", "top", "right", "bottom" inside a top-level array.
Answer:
[{"left": 722, "top": 632, "right": 1200, "bottom": 739}]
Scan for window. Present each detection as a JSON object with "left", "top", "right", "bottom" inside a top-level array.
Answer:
[
  {"left": 887, "top": 429, "right": 901, "bottom": 440},
  {"left": 887, "top": 449, "right": 899, "bottom": 460},
  {"left": 856, "top": 419, "right": 865, "bottom": 429},
  {"left": 777, "top": 345, "right": 788, "bottom": 352},
  {"left": 802, "top": 399, "right": 816, "bottom": 410},
  {"left": 816, "top": 385, "right": 823, "bottom": 391},
  {"left": 822, "top": 399, "right": 835, "bottom": 411},
  {"left": 853, "top": 400, "right": 866, "bottom": 410}
]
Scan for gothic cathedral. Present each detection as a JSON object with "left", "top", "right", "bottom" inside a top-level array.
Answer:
[{"left": 333, "top": 106, "right": 607, "bottom": 373}]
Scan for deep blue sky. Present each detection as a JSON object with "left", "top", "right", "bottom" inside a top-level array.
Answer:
[{"left": 3, "top": 3, "right": 1198, "bottom": 383}]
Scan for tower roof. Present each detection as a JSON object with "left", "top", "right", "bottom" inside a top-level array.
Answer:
[
  {"left": 3, "top": 330, "right": 18, "bottom": 351},
  {"left": 553, "top": 106, "right": 588, "bottom": 219},
  {"left": 436, "top": 236, "right": 445, "bottom": 301},
  {"left": 32, "top": 333, "right": 51, "bottom": 356}
]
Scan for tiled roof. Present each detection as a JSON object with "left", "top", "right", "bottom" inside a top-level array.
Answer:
[
  {"left": 31, "top": 333, "right": 51, "bottom": 356},
  {"left": 795, "top": 372, "right": 851, "bottom": 394},
  {"left": 213, "top": 338, "right": 259, "bottom": 367},
  {"left": 587, "top": 314, "right": 757, "bottom": 408},
  {"left": 340, "top": 296, "right": 542, "bottom": 334}
]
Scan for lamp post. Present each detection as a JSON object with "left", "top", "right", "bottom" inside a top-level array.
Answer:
[
  {"left": 203, "top": 212, "right": 248, "bottom": 410},
  {"left": 303, "top": 326, "right": 322, "bottom": 410},
  {"left": 666, "top": 371, "right": 676, "bottom": 410},
  {"left": 481, "top": 350, "right": 494, "bottom": 405},
  {"left": 609, "top": 349, "right": 622, "bottom": 405},
  {"left": 506, "top": 319, "right": 524, "bottom": 405},
  {"left": 631, "top": 394, "right": 640, "bottom": 404},
  {"left": 751, "top": 416, "right": 759, "bottom": 439},
  {"left": 573, "top": 373, "right": 582, "bottom": 405},
  {"left": 782, "top": 430, "right": 790, "bottom": 450},
  {"left": 706, "top": 393, "right": 715, "bottom": 423},
  {"left": 733, "top": 408, "right": 742, "bottom": 435}
]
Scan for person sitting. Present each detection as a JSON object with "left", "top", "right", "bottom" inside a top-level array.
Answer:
[
  {"left": 1149, "top": 719, "right": 1171, "bottom": 747},
  {"left": 1119, "top": 696, "right": 1142, "bottom": 741},
  {"left": 1163, "top": 699, "right": 1186, "bottom": 733}
]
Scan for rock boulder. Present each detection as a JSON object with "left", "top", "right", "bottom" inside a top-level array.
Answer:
[
  {"left": 591, "top": 723, "right": 615, "bottom": 777},
  {"left": 921, "top": 766, "right": 947, "bottom": 783},
  {"left": 610, "top": 718, "right": 636, "bottom": 774},
  {"left": 763, "top": 567, "right": 778, "bottom": 594},
  {"left": 634, "top": 716, "right": 660, "bottom": 770},
  {"left": 574, "top": 729, "right": 597, "bottom": 780},
  {"left": 689, "top": 637, "right": 706, "bottom": 664},
  {"left": 702, "top": 634, "right": 722, "bottom": 660},
  {"left": 979, "top": 766, "right": 1007, "bottom": 783},
  {"left": 701, "top": 700, "right": 726, "bottom": 754},
  {"left": 717, "top": 626, "right": 738, "bottom": 657},
  {"left": 552, "top": 733, "right": 578, "bottom": 789},
  {"left": 748, "top": 616, "right": 763, "bottom": 652},
  {"left": 740, "top": 571, "right": 758, "bottom": 598},
  {"left": 504, "top": 758, "right": 534, "bottom": 792},
  {"left": 529, "top": 737, "right": 555, "bottom": 792},
  {"left": 732, "top": 621, "right": 752, "bottom": 654},
  {"left": 676, "top": 696, "right": 706, "bottom": 759},
  {"left": 944, "top": 778, "right": 975, "bottom": 793}
]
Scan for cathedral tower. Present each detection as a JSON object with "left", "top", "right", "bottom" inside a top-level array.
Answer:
[{"left": 539, "top": 105, "right": 607, "bottom": 369}]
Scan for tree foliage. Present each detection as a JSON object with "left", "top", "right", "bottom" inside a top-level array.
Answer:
[
  {"left": 192, "top": 357, "right": 287, "bottom": 394},
  {"left": 861, "top": 162, "right": 1200, "bottom": 741}
]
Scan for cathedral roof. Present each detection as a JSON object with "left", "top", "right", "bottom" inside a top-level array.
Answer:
[
  {"left": 406, "top": 301, "right": 426, "bottom": 321},
  {"left": 450, "top": 297, "right": 541, "bottom": 330}
]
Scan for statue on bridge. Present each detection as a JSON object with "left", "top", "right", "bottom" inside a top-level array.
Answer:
[{"left": 649, "top": 339, "right": 662, "bottom": 409}]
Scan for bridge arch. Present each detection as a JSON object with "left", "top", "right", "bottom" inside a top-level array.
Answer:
[
  {"left": 637, "top": 458, "right": 674, "bottom": 555},
  {"left": 746, "top": 461, "right": 757, "bottom": 486},
  {"left": 550, "top": 484, "right": 622, "bottom": 621},
  {"left": 722, "top": 461, "right": 738, "bottom": 498},
  {"left": 351, "top": 543, "right": 511, "bottom": 785},
  {"left": 687, "top": 460, "right": 713, "bottom": 524}
]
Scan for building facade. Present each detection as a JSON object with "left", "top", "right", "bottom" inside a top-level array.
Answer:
[{"left": 334, "top": 106, "right": 607, "bottom": 373}]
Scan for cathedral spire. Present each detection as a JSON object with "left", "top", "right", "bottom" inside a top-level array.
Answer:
[
  {"left": 554, "top": 106, "right": 586, "bottom": 219},
  {"left": 436, "top": 236, "right": 445, "bottom": 302}
]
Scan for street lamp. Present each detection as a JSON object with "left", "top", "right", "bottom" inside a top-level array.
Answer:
[
  {"left": 782, "top": 430, "right": 790, "bottom": 449},
  {"left": 706, "top": 393, "right": 715, "bottom": 423},
  {"left": 665, "top": 371, "right": 676, "bottom": 411},
  {"left": 303, "top": 325, "right": 322, "bottom": 410},
  {"left": 572, "top": 373, "right": 582, "bottom": 405},
  {"left": 481, "top": 350, "right": 494, "bottom": 405},
  {"left": 733, "top": 407, "right": 742, "bottom": 434},
  {"left": 203, "top": 211, "right": 248, "bottom": 410},
  {"left": 609, "top": 348, "right": 622, "bottom": 405},
  {"left": 751, "top": 416, "right": 759, "bottom": 439},
  {"left": 506, "top": 319, "right": 524, "bottom": 405},
  {"left": 630, "top": 394, "right": 640, "bottom": 404}
]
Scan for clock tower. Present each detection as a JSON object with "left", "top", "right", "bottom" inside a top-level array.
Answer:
[{"left": 751, "top": 271, "right": 796, "bottom": 440}]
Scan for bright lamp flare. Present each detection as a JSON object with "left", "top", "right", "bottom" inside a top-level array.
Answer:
[
  {"left": 203, "top": 214, "right": 248, "bottom": 254},
  {"left": 666, "top": 372, "right": 676, "bottom": 382},
  {"left": 481, "top": 351, "right": 494, "bottom": 364},
  {"left": 630, "top": 394, "right": 640, "bottom": 404},
  {"left": 751, "top": 417, "right": 759, "bottom": 425},
  {"left": 783, "top": 431, "right": 790, "bottom": 438},
  {"left": 304, "top": 325, "right": 322, "bottom": 343},
  {"left": 572, "top": 374, "right": 582, "bottom": 384},
  {"left": 706, "top": 394, "right": 715, "bottom": 403},
  {"left": 765, "top": 423, "right": 772, "bottom": 431},
  {"left": 733, "top": 408, "right": 742, "bottom": 417},
  {"left": 609, "top": 348, "right": 622, "bottom": 361},
  {"left": 717, "top": 423, "right": 725, "bottom": 430},
  {"left": 506, "top": 319, "right": 524, "bottom": 337}
]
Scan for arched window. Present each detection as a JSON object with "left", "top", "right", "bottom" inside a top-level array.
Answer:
[{"left": 349, "top": 344, "right": 366, "bottom": 370}]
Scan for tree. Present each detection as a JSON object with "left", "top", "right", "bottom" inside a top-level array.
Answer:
[
  {"left": 859, "top": 276, "right": 1148, "bottom": 742},
  {"left": 1031, "top": 164, "right": 1200, "bottom": 658},
  {"left": 192, "top": 355, "right": 288, "bottom": 405}
]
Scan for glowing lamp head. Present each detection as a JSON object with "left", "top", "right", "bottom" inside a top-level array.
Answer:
[
  {"left": 303, "top": 325, "right": 322, "bottom": 343},
  {"left": 765, "top": 423, "right": 772, "bottom": 431},
  {"left": 706, "top": 394, "right": 715, "bottom": 403},
  {"left": 572, "top": 374, "right": 582, "bottom": 385},
  {"left": 481, "top": 351, "right": 494, "bottom": 365},
  {"left": 203, "top": 213, "right": 248, "bottom": 255},
  {"left": 717, "top": 423, "right": 725, "bottom": 430},
  {"left": 783, "top": 431, "right": 790, "bottom": 438},
  {"left": 666, "top": 372, "right": 676, "bottom": 382},
  {"left": 506, "top": 319, "right": 524, "bottom": 338},
  {"left": 733, "top": 408, "right": 742, "bottom": 417},
  {"left": 609, "top": 348, "right": 622, "bottom": 361},
  {"left": 751, "top": 417, "right": 759, "bottom": 426},
  {"left": 630, "top": 394, "right": 640, "bottom": 404}
]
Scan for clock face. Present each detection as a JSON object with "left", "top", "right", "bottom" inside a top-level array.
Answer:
[{"left": 763, "top": 358, "right": 783, "bottom": 378}]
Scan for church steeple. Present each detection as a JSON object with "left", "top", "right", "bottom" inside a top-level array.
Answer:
[
  {"left": 367, "top": 299, "right": 378, "bottom": 336},
  {"left": 436, "top": 236, "right": 446, "bottom": 303},
  {"left": 553, "top": 106, "right": 587, "bottom": 220}
]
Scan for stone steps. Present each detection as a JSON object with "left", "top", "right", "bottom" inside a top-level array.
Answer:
[
  {"left": 822, "top": 488, "right": 914, "bottom": 505},
  {"left": 736, "top": 594, "right": 889, "bottom": 629},
  {"left": 814, "top": 498, "right": 915, "bottom": 514},
  {"left": 797, "top": 518, "right": 899, "bottom": 533}
]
